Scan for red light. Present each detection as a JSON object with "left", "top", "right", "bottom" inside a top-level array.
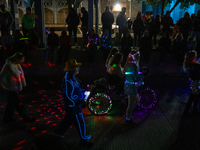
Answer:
[
  {"left": 13, "top": 146, "right": 23, "bottom": 150},
  {"left": 19, "top": 102, "right": 23, "bottom": 105},
  {"left": 44, "top": 118, "right": 47, "bottom": 119},
  {"left": 53, "top": 124, "right": 56, "bottom": 126},
  {"left": 29, "top": 105, "right": 32, "bottom": 107},
  {"left": 17, "top": 140, "right": 25, "bottom": 145},
  {"left": 36, "top": 119, "right": 39, "bottom": 122},
  {"left": 46, "top": 121, "right": 51, "bottom": 124},
  {"left": 28, "top": 63, "right": 31, "bottom": 66},
  {"left": 41, "top": 130, "right": 47, "bottom": 133},
  {"left": 70, "top": 126, "right": 72, "bottom": 128},
  {"left": 31, "top": 101, "right": 35, "bottom": 103},
  {"left": 37, "top": 110, "right": 40, "bottom": 112},
  {"left": 31, "top": 127, "right": 36, "bottom": 130},
  {"left": 55, "top": 115, "right": 58, "bottom": 117},
  {"left": 40, "top": 114, "right": 43, "bottom": 116}
]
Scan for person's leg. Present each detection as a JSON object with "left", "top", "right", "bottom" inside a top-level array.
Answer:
[
  {"left": 54, "top": 114, "right": 74, "bottom": 135},
  {"left": 73, "top": 113, "right": 91, "bottom": 141},
  {"left": 192, "top": 94, "right": 200, "bottom": 114},
  {"left": 134, "top": 32, "right": 137, "bottom": 47},
  {"left": 183, "top": 94, "right": 194, "bottom": 115},
  {"left": 126, "top": 94, "right": 139, "bottom": 119},
  {"left": 73, "top": 27, "right": 78, "bottom": 45},
  {"left": 45, "top": 47, "right": 50, "bottom": 64},
  {"left": 3, "top": 91, "right": 16, "bottom": 121},
  {"left": 81, "top": 27, "right": 87, "bottom": 47},
  {"left": 3, "top": 91, "right": 31, "bottom": 122},
  {"left": 138, "top": 32, "right": 142, "bottom": 47},
  {"left": 53, "top": 47, "right": 57, "bottom": 65},
  {"left": 68, "top": 27, "right": 72, "bottom": 40}
]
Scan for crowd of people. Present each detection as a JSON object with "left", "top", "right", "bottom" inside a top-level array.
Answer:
[{"left": 0, "top": 3, "right": 200, "bottom": 149}]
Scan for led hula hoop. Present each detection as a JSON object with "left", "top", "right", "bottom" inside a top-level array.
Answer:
[
  {"left": 88, "top": 93, "right": 112, "bottom": 115},
  {"left": 138, "top": 88, "right": 158, "bottom": 109}
]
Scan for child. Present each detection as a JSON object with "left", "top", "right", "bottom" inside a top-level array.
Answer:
[{"left": 86, "top": 29, "right": 99, "bottom": 63}]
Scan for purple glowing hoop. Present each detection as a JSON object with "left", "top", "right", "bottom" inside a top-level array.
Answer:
[{"left": 138, "top": 88, "right": 158, "bottom": 109}]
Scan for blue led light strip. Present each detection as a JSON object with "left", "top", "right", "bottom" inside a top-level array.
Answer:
[{"left": 65, "top": 72, "right": 78, "bottom": 107}]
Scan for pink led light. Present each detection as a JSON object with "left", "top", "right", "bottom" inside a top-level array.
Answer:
[
  {"left": 31, "top": 127, "right": 36, "bottom": 130},
  {"left": 46, "top": 121, "right": 51, "bottom": 124},
  {"left": 17, "top": 140, "right": 25, "bottom": 145},
  {"left": 41, "top": 130, "right": 47, "bottom": 133},
  {"left": 13, "top": 146, "right": 23, "bottom": 150}
]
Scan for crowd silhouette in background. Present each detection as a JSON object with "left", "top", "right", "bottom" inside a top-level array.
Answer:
[{"left": 0, "top": 3, "right": 200, "bottom": 149}]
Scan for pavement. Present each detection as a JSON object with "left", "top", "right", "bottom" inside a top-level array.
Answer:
[{"left": 0, "top": 40, "right": 199, "bottom": 150}]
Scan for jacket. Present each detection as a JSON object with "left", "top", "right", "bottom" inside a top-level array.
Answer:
[
  {"left": 101, "top": 11, "right": 114, "bottom": 29},
  {"left": 0, "top": 11, "right": 13, "bottom": 28},
  {"left": 0, "top": 58, "right": 26, "bottom": 91},
  {"left": 116, "top": 12, "right": 127, "bottom": 28}
]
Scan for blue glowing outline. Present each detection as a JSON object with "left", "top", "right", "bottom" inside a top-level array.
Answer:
[
  {"left": 65, "top": 72, "right": 78, "bottom": 107},
  {"left": 75, "top": 113, "right": 91, "bottom": 140}
]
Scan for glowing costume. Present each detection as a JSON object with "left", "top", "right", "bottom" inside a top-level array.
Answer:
[
  {"left": 55, "top": 72, "right": 91, "bottom": 141},
  {"left": 124, "top": 52, "right": 143, "bottom": 95}
]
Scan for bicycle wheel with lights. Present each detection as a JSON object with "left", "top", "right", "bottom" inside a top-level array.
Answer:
[
  {"left": 87, "top": 92, "right": 113, "bottom": 115},
  {"left": 137, "top": 87, "right": 158, "bottom": 109}
]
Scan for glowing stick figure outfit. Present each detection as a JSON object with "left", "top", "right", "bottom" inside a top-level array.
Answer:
[
  {"left": 124, "top": 51, "right": 143, "bottom": 125},
  {"left": 55, "top": 59, "right": 93, "bottom": 148}
]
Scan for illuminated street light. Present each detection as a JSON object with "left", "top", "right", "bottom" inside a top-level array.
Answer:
[{"left": 114, "top": 3, "right": 121, "bottom": 11}]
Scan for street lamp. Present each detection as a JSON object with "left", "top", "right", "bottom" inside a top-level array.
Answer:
[{"left": 114, "top": 3, "right": 121, "bottom": 11}]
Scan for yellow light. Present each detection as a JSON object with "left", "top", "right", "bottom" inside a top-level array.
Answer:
[{"left": 115, "top": 3, "right": 121, "bottom": 11}]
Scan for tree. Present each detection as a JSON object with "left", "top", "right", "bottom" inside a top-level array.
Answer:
[{"left": 136, "top": 0, "right": 200, "bottom": 18}]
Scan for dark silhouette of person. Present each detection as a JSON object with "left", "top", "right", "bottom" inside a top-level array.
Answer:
[
  {"left": 140, "top": 30, "right": 152, "bottom": 63},
  {"left": 0, "top": 4, "right": 13, "bottom": 36},
  {"left": 178, "top": 12, "right": 192, "bottom": 44},
  {"left": 101, "top": 6, "right": 114, "bottom": 37},
  {"left": 79, "top": 7, "right": 88, "bottom": 48},
  {"left": 149, "top": 14, "right": 160, "bottom": 45},
  {"left": 191, "top": 10, "right": 200, "bottom": 47},
  {"left": 116, "top": 7, "right": 127, "bottom": 42},
  {"left": 86, "top": 29, "right": 99, "bottom": 63},
  {"left": 183, "top": 50, "right": 200, "bottom": 116},
  {"left": 121, "top": 29, "right": 133, "bottom": 67},
  {"left": 58, "top": 31, "right": 71, "bottom": 64},
  {"left": 161, "top": 11, "right": 173, "bottom": 34},
  {"left": 66, "top": 7, "right": 79, "bottom": 47},
  {"left": 133, "top": 12, "right": 144, "bottom": 47}
]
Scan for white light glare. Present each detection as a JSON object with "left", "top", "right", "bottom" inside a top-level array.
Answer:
[{"left": 115, "top": 3, "right": 121, "bottom": 11}]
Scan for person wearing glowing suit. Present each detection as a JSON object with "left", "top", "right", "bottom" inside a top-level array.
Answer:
[
  {"left": 124, "top": 50, "right": 143, "bottom": 125},
  {"left": 54, "top": 59, "right": 93, "bottom": 148}
]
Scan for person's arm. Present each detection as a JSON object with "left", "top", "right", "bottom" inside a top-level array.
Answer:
[
  {"left": 111, "top": 13, "right": 114, "bottom": 24},
  {"left": 116, "top": 65, "right": 125, "bottom": 78},
  {"left": 8, "top": 12, "right": 14, "bottom": 28}
]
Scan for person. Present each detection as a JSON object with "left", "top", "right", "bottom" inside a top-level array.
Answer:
[
  {"left": 100, "top": 29, "right": 112, "bottom": 62},
  {"left": 58, "top": 31, "right": 71, "bottom": 65},
  {"left": 22, "top": 7, "right": 35, "bottom": 37},
  {"left": 161, "top": 11, "right": 173, "bottom": 34},
  {"left": 140, "top": 30, "right": 152, "bottom": 63},
  {"left": 0, "top": 52, "right": 36, "bottom": 123},
  {"left": 183, "top": 50, "right": 200, "bottom": 116},
  {"left": 113, "top": 32, "right": 120, "bottom": 46},
  {"left": 0, "top": 4, "right": 13, "bottom": 36},
  {"left": 13, "top": 29, "right": 23, "bottom": 53},
  {"left": 108, "top": 52, "right": 125, "bottom": 95},
  {"left": 101, "top": 6, "right": 114, "bottom": 37},
  {"left": 66, "top": 7, "right": 79, "bottom": 48},
  {"left": 86, "top": 29, "right": 99, "bottom": 63},
  {"left": 79, "top": 7, "right": 88, "bottom": 49},
  {"left": 172, "top": 20, "right": 180, "bottom": 40},
  {"left": 124, "top": 50, "right": 142, "bottom": 125},
  {"left": 178, "top": 12, "right": 192, "bottom": 44},
  {"left": 132, "top": 12, "right": 144, "bottom": 47},
  {"left": 171, "top": 32, "right": 185, "bottom": 65},
  {"left": 116, "top": 7, "right": 127, "bottom": 41},
  {"left": 127, "top": 18, "right": 132, "bottom": 30},
  {"left": 105, "top": 48, "right": 119, "bottom": 73},
  {"left": 190, "top": 10, "right": 200, "bottom": 46},
  {"left": 158, "top": 31, "right": 172, "bottom": 63},
  {"left": 149, "top": 14, "right": 160, "bottom": 46},
  {"left": 121, "top": 29, "right": 133, "bottom": 67},
  {"left": 54, "top": 59, "right": 93, "bottom": 148},
  {"left": 45, "top": 28, "right": 59, "bottom": 66},
  {"left": 1, "top": 30, "right": 14, "bottom": 58}
]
